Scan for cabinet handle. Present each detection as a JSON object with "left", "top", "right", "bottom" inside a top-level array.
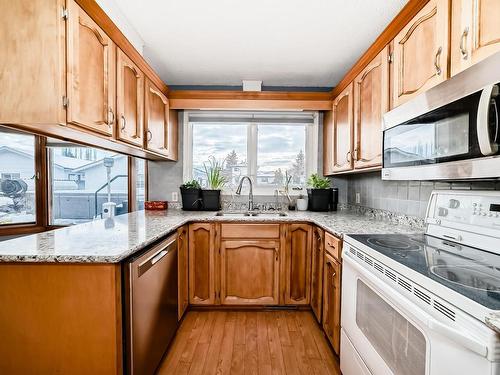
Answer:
[
  {"left": 434, "top": 47, "right": 442, "bottom": 76},
  {"left": 346, "top": 151, "right": 351, "bottom": 163},
  {"left": 274, "top": 247, "right": 279, "bottom": 261},
  {"left": 353, "top": 147, "right": 358, "bottom": 161},
  {"left": 120, "top": 115, "right": 126, "bottom": 131},
  {"left": 460, "top": 27, "right": 469, "bottom": 60},
  {"left": 108, "top": 107, "right": 115, "bottom": 127},
  {"left": 147, "top": 130, "right": 153, "bottom": 142}
]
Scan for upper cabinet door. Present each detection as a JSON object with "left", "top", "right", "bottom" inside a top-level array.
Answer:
[
  {"left": 392, "top": 0, "right": 450, "bottom": 107},
  {"left": 116, "top": 48, "right": 144, "bottom": 147},
  {"left": 332, "top": 83, "right": 354, "bottom": 173},
  {"left": 144, "top": 79, "right": 170, "bottom": 157},
  {"left": 451, "top": 0, "right": 500, "bottom": 76},
  {"left": 353, "top": 47, "right": 389, "bottom": 170},
  {"left": 322, "top": 110, "right": 334, "bottom": 176},
  {"left": 67, "top": 0, "right": 115, "bottom": 136}
]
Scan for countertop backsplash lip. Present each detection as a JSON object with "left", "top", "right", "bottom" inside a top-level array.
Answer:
[{"left": 0, "top": 207, "right": 424, "bottom": 263}]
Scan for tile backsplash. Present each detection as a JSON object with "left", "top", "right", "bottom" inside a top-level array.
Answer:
[{"left": 333, "top": 171, "right": 500, "bottom": 218}]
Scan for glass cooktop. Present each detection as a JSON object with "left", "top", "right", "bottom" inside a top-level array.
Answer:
[{"left": 349, "top": 233, "right": 500, "bottom": 310}]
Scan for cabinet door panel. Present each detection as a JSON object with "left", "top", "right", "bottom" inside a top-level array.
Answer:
[
  {"left": 392, "top": 0, "right": 449, "bottom": 107},
  {"left": 67, "top": 0, "right": 115, "bottom": 135},
  {"left": 284, "top": 224, "right": 311, "bottom": 305},
  {"left": 0, "top": 0, "right": 66, "bottom": 125},
  {"left": 451, "top": 0, "right": 500, "bottom": 75},
  {"left": 333, "top": 83, "right": 354, "bottom": 173},
  {"left": 177, "top": 226, "right": 189, "bottom": 320},
  {"left": 322, "top": 253, "right": 341, "bottom": 355},
  {"left": 188, "top": 223, "right": 215, "bottom": 305},
  {"left": 145, "top": 79, "right": 169, "bottom": 156},
  {"left": 116, "top": 48, "right": 144, "bottom": 146},
  {"left": 323, "top": 110, "right": 334, "bottom": 176},
  {"left": 310, "top": 227, "right": 324, "bottom": 323},
  {"left": 353, "top": 47, "right": 389, "bottom": 170},
  {"left": 220, "top": 240, "right": 280, "bottom": 305}
]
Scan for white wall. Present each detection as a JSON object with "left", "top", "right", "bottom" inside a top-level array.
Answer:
[
  {"left": 82, "top": 156, "right": 128, "bottom": 191},
  {"left": 95, "top": 0, "right": 145, "bottom": 55}
]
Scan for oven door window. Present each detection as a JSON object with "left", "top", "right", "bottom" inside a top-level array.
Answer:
[
  {"left": 356, "top": 280, "right": 427, "bottom": 375},
  {"left": 383, "top": 91, "right": 485, "bottom": 168}
]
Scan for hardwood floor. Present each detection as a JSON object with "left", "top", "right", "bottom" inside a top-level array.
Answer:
[{"left": 157, "top": 310, "right": 341, "bottom": 375}]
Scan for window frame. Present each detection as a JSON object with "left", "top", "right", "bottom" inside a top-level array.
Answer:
[
  {"left": 182, "top": 111, "right": 319, "bottom": 195},
  {"left": 0, "top": 126, "right": 149, "bottom": 235}
]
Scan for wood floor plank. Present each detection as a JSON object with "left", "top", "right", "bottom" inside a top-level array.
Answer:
[
  {"left": 244, "top": 312, "right": 258, "bottom": 375},
  {"left": 202, "top": 311, "right": 227, "bottom": 374},
  {"left": 265, "top": 312, "right": 286, "bottom": 375},
  {"left": 215, "top": 314, "right": 236, "bottom": 375},
  {"left": 257, "top": 312, "right": 272, "bottom": 375},
  {"left": 157, "top": 310, "right": 340, "bottom": 375}
]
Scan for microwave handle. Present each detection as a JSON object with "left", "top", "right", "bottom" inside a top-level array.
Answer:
[
  {"left": 477, "top": 84, "right": 499, "bottom": 156},
  {"left": 344, "top": 254, "right": 488, "bottom": 358}
]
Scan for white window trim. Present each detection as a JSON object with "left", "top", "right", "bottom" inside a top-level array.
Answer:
[{"left": 183, "top": 111, "right": 319, "bottom": 195}]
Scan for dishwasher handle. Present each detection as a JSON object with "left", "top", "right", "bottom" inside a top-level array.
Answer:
[{"left": 137, "top": 238, "right": 176, "bottom": 277}]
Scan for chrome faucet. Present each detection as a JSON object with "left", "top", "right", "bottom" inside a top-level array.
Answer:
[{"left": 235, "top": 176, "right": 254, "bottom": 211}]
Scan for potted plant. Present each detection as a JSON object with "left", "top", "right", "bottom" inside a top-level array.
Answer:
[
  {"left": 201, "top": 157, "right": 227, "bottom": 211},
  {"left": 307, "top": 173, "right": 332, "bottom": 212},
  {"left": 179, "top": 179, "right": 201, "bottom": 211},
  {"left": 296, "top": 193, "right": 308, "bottom": 211}
]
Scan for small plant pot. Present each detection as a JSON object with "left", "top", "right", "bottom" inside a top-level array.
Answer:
[
  {"left": 180, "top": 187, "right": 202, "bottom": 211},
  {"left": 296, "top": 198, "right": 308, "bottom": 211},
  {"left": 201, "top": 189, "right": 221, "bottom": 211},
  {"left": 307, "top": 188, "right": 332, "bottom": 212}
]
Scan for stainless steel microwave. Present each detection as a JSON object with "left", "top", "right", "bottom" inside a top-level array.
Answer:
[{"left": 382, "top": 52, "right": 500, "bottom": 181}]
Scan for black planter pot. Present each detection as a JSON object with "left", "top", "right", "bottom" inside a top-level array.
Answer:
[
  {"left": 307, "top": 188, "right": 332, "bottom": 212},
  {"left": 201, "top": 189, "right": 221, "bottom": 211},
  {"left": 180, "top": 187, "right": 202, "bottom": 211}
]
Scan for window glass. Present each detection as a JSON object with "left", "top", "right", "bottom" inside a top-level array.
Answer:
[
  {"left": 135, "top": 158, "right": 146, "bottom": 210},
  {"left": 0, "top": 128, "right": 37, "bottom": 225},
  {"left": 257, "top": 124, "right": 306, "bottom": 188},
  {"left": 48, "top": 142, "right": 128, "bottom": 225},
  {"left": 192, "top": 124, "right": 247, "bottom": 190}
]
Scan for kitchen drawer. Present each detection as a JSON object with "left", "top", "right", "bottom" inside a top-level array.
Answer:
[
  {"left": 221, "top": 223, "right": 280, "bottom": 239},
  {"left": 325, "top": 232, "right": 342, "bottom": 261}
]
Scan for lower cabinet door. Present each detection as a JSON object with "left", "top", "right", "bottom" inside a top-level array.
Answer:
[
  {"left": 323, "top": 253, "right": 341, "bottom": 354},
  {"left": 220, "top": 240, "right": 280, "bottom": 305},
  {"left": 188, "top": 223, "right": 216, "bottom": 305},
  {"left": 284, "top": 224, "right": 312, "bottom": 305},
  {"left": 177, "top": 226, "right": 189, "bottom": 320},
  {"left": 311, "top": 226, "right": 324, "bottom": 322}
]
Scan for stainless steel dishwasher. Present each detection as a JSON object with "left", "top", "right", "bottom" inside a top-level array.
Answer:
[{"left": 124, "top": 234, "right": 178, "bottom": 375}]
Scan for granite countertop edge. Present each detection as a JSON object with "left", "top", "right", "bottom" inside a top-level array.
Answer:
[{"left": 0, "top": 209, "right": 424, "bottom": 264}]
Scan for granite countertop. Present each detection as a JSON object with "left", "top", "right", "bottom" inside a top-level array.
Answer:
[{"left": 0, "top": 209, "right": 423, "bottom": 263}]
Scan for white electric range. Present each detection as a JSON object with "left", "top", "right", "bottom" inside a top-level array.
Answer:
[{"left": 341, "top": 190, "right": 500, "bottom": 375}]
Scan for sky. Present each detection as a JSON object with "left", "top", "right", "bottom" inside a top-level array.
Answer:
[{"left": 192, "top": 123, "right": 306, "bottom": 175}]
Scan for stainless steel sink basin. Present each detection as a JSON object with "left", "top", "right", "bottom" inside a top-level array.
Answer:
[{"left": 215, "top": 211, "right": 288, "bottom": 217}]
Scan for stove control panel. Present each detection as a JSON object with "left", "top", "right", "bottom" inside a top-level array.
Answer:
[{"left": 427, "top": 190, "right": 500, "bottom": 230}]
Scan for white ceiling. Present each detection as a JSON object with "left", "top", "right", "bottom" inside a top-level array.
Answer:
[{"left": 113, "top": 0, "right": 409, "bottom": 87}]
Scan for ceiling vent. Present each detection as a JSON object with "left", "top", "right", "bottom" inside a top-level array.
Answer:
[{"left": 242, "top": 80, "right": 262, "bottom": 92}]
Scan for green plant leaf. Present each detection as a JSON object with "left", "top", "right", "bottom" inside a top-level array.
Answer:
[{"left": 307, "top": 173, "right": 331, "bottom": 189}]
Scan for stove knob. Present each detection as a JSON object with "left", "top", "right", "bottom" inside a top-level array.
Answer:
[
  {"left": 438, "top": 207, "right": 449, "bottom": 217},
  {"left": 449, "top": 199, "right": 460, "bottom": 209}
]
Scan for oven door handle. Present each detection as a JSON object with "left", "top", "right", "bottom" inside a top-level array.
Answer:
[
  {"left": 344, "top": 255, "right": 488, "bottom": 358},
  {"left": 477, "top": 84, "right": 499, "bottom": 156}
]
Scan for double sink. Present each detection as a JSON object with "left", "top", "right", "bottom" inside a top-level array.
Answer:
[{"left": 215, "top": 211, "right": 288, "bottom": 217}]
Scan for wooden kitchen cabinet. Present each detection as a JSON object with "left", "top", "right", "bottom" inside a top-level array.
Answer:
[
  {"left": 188, "top": 223, "right": 216, "bottom": 305},
  {"left": 323, "top": 110, "right": 335, "bottom": 176},
  {"left": 392, "top": 0, "right": 450, "bottom": 107},
  {"left": 283, "top": 224, "right": 312, "bottom": 305},
  {"left": 332, "top": 83, "right": 354, "bottom": 173},
  {"left": 66, "top": 0, "right": 115, "bottom": 136},
  {"left": 323, "top": 252, "right": 341, "bottom": 355},
  {"left": 451, "top": 0, "right": 500, "bottom": 76},
  {"left": 353, "top": 47, "right": 390, "bottom": 170},
  {"left": 177, "top": 226, "right": 189, "bottom": 320},
  {"left": 144, "top": 79, "right": 170, "bottom": 157},
  {"left": 116, "top": 48, "right": 144, "bottom": 147},
  {"left": 0, "top": 0, "right": 66, "bottom": 126},
  {"left": 310, "top": 226, "right": 324, "bottom": 322},
  {"left": 220, "top": 239, "right": 280, "bottom": 305}
]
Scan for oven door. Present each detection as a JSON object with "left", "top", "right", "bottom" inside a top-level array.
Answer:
[
  {"left": 341, "top": 252, "right": 490, "bottom": 375},
  {"left": 382, "top": 83, "right": 500, "bottom": 180}
]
